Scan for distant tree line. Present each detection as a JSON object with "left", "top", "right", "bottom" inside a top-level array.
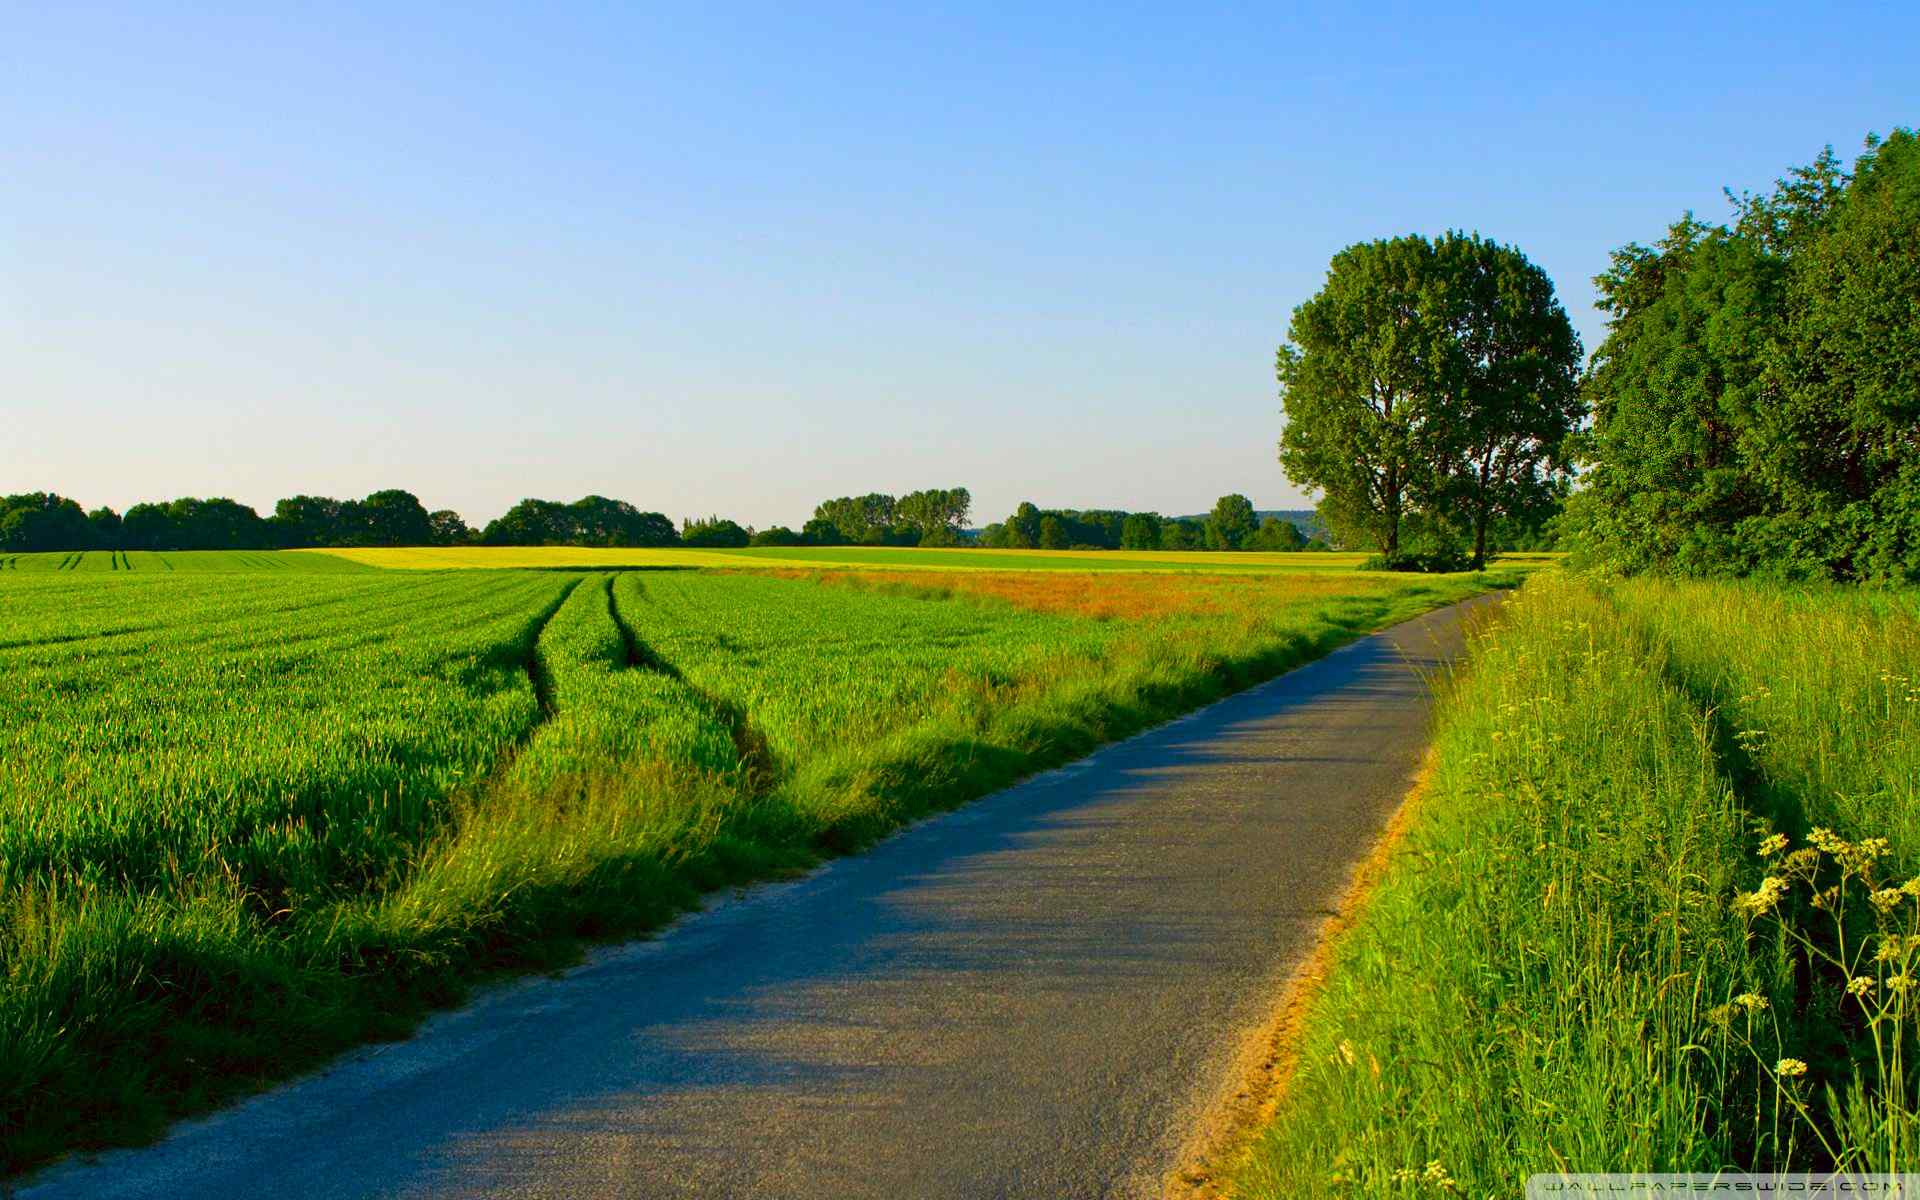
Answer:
[
  {"left": 0, "top": 489, "right": 475, "bottom": 553},
  {"left": 479, "top": 496, "right": 677, "bottom": 547},
  {"left": 0, "top": 489, "right": 708, "bottom": 553},
  {"left": 0, "top": 486, "right": 981, "bottom": 554},
  {"left": 978, "top": 495, "right": 1323, "bottom": 552},
  {"left": 1562, "top": 129, "right": 1920, "bottom": 583},
  {"left": 783, "top": 488, "right": 973, "bottom": 547},
  {"left": 3, "top": 484, "right": 1336, "bottom": 556}
]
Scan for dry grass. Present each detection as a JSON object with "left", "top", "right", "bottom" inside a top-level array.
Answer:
[{"left": 768, "top": 568, "right": 1413, "bottom": 621}]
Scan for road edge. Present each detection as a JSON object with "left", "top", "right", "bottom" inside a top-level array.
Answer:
[{"left": 1160, "top": 744, "right": 1442, "bottom": 1200}]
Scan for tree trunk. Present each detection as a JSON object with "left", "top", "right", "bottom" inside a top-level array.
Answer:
[
  {"left": 1384, "top": 472, "right": 1401, "bottom": 557},
  {"left": 1469, "top": 452, "right": 1494, "bottom": 570}
]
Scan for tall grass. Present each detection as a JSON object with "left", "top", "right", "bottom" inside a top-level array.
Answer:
[
  {"left": 1235, "top": 572, "right": 1920, "bottom": 1194},
  {"left": 1236, "top": 574, "right": 1765, "bottom": 1193},
  {"left": 1603, "top": 579, "right": 1920, "bottom": 1171},
  {"left": 1603, "top": 579, "right": 1920, "bottom": 866}
]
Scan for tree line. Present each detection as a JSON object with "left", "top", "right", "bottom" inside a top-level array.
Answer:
[
  {"left": 0, "top": 490, "right": 468, "bottom": 553},
  {"left": 0, "top": 486, "right": 975, "bottom": 554},
  {"left": 0, "top": 490, "right": 724, "bottom": 553},
  {"left": 2, "top": 484, "right": 1327, "bottom": 555},
  {"left": 1563, "top": 128, "right": 1919, "bottom": 582},
  {"left": 977, "top": 496, "right": 1322, "bottom": 551}
]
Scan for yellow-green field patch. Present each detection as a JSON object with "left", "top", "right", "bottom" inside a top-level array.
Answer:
[{"left": 305, "top": 544, "right": 1401, "bottom": 573}]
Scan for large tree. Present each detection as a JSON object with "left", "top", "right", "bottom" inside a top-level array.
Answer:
[
  {"left": 1753, "top": 132, "right": 1920, "bottom": 580},
  {"left": 811, "top": 493, "right": 897, "bottom": 544},
  {"left": 481, "top": 498, "right": 574, "bottom": 545},
  {"left": 1433, "top": 234, "right": 1584, "bottom": 568},
  {"left": 1278, "top": 232, "right": 1581, "bottom": 564},
  {"left": 1277, "top": 235, "right": 1457, "bottom": 558},
  {"left": 1566, "top": 219, "right": 1778, "bottom": 574},
  {"left": 1204, "top": 493, "right": 1256, "bottom": 550},
  {"left": 357, "top": 489, "right": 434, "bottom": 546},
  {"left": 428, "top": 510, "right": 473, "bottom": 545},
  {"left": 568, "top": 495, "right": 677, "bottom": 547},
  {"left": 270, "top": 495, "right": 348, "bottom": 547},
  {"left": 1002, "top": 502, "right": 1042, "bottom": 548},
  {"left": 895, "top": 487, "right": 972, "bottom": 546}
]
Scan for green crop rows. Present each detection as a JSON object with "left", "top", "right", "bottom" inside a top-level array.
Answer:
[{"left": 0, "top": 560, "right": 1499, "bottom": 1171}]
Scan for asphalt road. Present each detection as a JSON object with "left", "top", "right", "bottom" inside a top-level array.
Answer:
[{"left": 22, "top": 595, "right": 1493, "bottom": 1200}]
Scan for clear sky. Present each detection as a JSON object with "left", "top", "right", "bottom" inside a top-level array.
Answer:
[{"left": 6, "top": 4, "right": 1916, "bottom": 529}]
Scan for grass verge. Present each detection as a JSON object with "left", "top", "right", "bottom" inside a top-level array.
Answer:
[{"left": 1231, "top": 570, "right": 1920, "bottom": 1194}]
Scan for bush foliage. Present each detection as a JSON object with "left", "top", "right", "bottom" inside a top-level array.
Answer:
[{"left": 1565, "top": 129, "right": 1920, "bottom": 583}]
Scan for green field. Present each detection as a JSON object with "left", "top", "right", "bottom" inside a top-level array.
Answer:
[
  {"left": 0, "top": 552, "right": 1511, "bottom": 1172},
  {"left": 1234, "top": 572, "right": 1920, "bottom": 1192}
]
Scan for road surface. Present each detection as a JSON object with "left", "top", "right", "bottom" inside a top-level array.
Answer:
[{"left": 23, "top": 594, "right": 1494, "bottom": 1200}]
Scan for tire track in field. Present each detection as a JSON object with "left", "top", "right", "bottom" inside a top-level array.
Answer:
[
  {"left": 609, "top": 574, "right": 782, "bottom": 789},
  {"left": 522, "top": 576, "right": 586, "bottom": 722},
  {"left": 395, "top": 574, "right": 586, "bottom": 860},
  {"left": 292, "top": 574, "right": 591, "bottom": 906}
]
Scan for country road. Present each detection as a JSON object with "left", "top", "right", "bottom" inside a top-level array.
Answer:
[{"left": 22, "top": 594, "right": 1496, "bottom": 1200}]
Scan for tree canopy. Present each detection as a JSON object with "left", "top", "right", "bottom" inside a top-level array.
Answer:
[
  {"left": 1119, "top": 512, "right": 1162, "bottom": 549},
  {"left": 1248, "top": 515, "right": 1307, "bottom": 551},
  {"left": 810, "top": 493, "right": 901, "bottom": 544},
  {"left": 1564, "top": 129, "right": 1920, "bottom": 582},
  {"left": 268, "top": 490, "right": 450, "bottom": 548},
  {"left": 123, "top": 498, "right": 270, "bottom": 551},
  {"left": 479, "top": 496, "right": 678, "bottom": 547},
  {"left": 0, "top": 493, "right": 93, "bottom": 553},
  {"left": 680, "top": 515, "right": 750, "bottom": 547},
  {"left": 1277, "top": 231, "right": 1583, "bottom": 566},
  {"left": 807, "top": 488, "right": 971, "bottom": 546},
  {"left": 1204, "top": 494, "right": 1256, "bottom": 550}
]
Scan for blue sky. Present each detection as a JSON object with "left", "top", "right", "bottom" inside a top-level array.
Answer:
[{"left": 5, "top": 4, "right": 1916, "bottom": 528}]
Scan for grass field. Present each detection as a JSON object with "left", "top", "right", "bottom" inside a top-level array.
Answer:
[
  {"left": 1232, "top": 572, "right": 1920, "bottom": 1193},
  {"left": 0, "top": 552, "right": 1515, "bottom": 1173}
]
